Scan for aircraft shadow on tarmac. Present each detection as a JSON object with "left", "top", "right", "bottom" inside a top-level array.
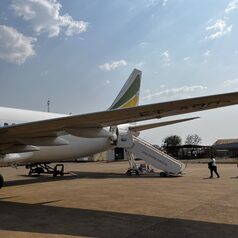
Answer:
[
  {"left": 0, "top": 199, "right": 237, "bottom": 238},
  {"left": 3, "top": 171, "right": 178, "bottom": 187},
  {"left": 4, "top": 174, "right": 79, "bottom": 187}
]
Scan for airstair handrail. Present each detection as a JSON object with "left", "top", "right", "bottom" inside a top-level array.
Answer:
[{"left": 133, "top": 136, "right": 182, "bottom": 165}]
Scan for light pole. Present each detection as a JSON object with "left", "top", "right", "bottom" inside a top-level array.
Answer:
[{"left": 47, "top": 99, "right": 50, "bottom": 112}]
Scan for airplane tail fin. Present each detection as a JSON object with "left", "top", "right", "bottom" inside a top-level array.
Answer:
[{"left": 108, "top": 69, "right": 141, "bottom": 110}]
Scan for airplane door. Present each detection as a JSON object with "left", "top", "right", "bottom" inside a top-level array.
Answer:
[{"left": 114, "top": 147, "right": 124, "bottom": 160}]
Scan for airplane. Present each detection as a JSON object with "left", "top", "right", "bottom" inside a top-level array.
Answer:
[{"left": 1, "top": 68, "right": 238, "bottom": 188}]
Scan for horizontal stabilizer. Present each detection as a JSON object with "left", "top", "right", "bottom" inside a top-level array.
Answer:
[{"left": 129, "top": 117, "right": 199, "bottom": 132}]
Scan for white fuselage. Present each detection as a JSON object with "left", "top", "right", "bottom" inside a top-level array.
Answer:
[{"left": 0, "top": 107, "right": 113, "bottom": 166}]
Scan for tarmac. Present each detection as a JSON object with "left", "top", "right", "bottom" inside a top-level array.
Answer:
[{"left": 0, "top": 161, "right": 238, "bottom": 238}]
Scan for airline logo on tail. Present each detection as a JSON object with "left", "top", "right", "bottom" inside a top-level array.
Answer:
[{"left": 109, "top": 69, "right": 141, "bottom": 110}]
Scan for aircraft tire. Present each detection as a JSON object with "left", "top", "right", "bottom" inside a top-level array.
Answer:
[
  {"left": 160, "top": 172, "right": 167, "bottom": 177},
  {"left": 0, "top": 174, "right": 4, "bottom": 189},
  {"left": 53, "top": 172, "right": 57, "bottom": 177}
]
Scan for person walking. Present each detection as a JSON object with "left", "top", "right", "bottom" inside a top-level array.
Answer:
[{"left": 209, "top": 156, "right": 220, "bottom": 178}]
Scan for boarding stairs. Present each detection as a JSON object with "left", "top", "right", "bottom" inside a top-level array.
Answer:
[{"left": 117, "top": 133, "right": 185, "bottom": 176}]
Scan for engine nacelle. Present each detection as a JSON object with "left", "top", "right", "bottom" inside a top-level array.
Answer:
[
  {"left": 66, "top": 128, "right": 116, "bottom": 140},
  {"left": 0, "top": 152, "right": 33, "bottom": 166}
]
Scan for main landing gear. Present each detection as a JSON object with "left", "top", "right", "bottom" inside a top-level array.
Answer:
[
  {"left": 27, "top": 163, "right": 65, "bottom": 177},
  {"left": 0, "top": 174, "right": 4, "bottom": 189}
]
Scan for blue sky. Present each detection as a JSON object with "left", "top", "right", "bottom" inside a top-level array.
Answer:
[{"left": 0, "top": 0, "right": 238, "bottom": 145}]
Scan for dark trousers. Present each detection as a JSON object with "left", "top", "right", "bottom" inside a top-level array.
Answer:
[{"left": 210, "top": 166, "right": 220, "bottom": 178}]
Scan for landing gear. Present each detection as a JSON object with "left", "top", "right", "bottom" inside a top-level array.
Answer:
[
  {"left": 27, "top": 163, "right": 65, "bottom": 177},
  {"left": 0, "top": 174, "right": 4, "bottom": 189},
  {"left": 160, "top": 172, "right": 168, "bottom": 177}
]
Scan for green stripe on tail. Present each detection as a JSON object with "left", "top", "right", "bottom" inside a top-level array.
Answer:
[{"left": 109, "top": 69, "right": 141, "bottom": 110}]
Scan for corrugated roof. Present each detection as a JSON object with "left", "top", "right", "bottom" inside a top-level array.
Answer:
[{"left": 213, "top": 139, "right": 238, "bottom": 146}]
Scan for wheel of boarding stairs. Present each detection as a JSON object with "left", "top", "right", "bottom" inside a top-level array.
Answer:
[
  {"left": 126, "top": 169, "right": 139, "bottom": 176},
  {"left": 0, "top": 174, "right": 4, "bottom": 189},
  {"left": 160, "top": 172, "right": 167, "bottom": 177}
]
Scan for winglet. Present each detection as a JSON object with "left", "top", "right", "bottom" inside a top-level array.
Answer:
[{"left": 109, "top": 69, "right": 141, "bottom": 110}]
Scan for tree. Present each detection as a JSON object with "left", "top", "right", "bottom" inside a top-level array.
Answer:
[
  {"left": 162, "top": 135, "right": 182, "bottom": 157},
  {"left": 185, "top": 134, "right": 202, "bottom": 145},
  {"left": 162, "top": 135, "right": 182, "bottom": 147},
  {"left": 184, "top": 134, "right": 202, "bottom": 159}
]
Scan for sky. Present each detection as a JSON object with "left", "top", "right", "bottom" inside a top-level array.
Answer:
[{"left": 0, "top": 0, "right": 238, "bottom": 146}]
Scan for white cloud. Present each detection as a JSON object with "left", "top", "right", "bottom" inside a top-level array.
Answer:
[
  {"left": 11, "top": 0, "right": 88, "bottom": 37},
  {"left": 160, "top": 84, "right": 167, "bottom": 89},
  {"left": 162, "top": 0, "right": 168, "bottom": 6},
  {"left": 203, "top": 50, "right": 211, "bottom": 57},
  {"left": 99, "top": 60, "right": 127, "bottom": 71},
  {"left": 202, "top": 50, "right": 211, "bottom": 64},
  {"left": 0, "top": 24, "right": 36, "bottom": 64},
  {"left": 206, "top": 18, "right": 232, "bottom": 40},
  {"left": 202, "top": 50, "right": 211, "bottom": 63},
  {"left": 144, "top": 0, "right": 167, "bottom": 7},
  {"left": 139, "top": 42, "right": 148, "bottom": 48},
  {"left": 161, "top": 50, "right": 170, "bottom": 66},
  {"left": 144, "top": 85, "right": 207, "bottom": 101},
  {"left": 183, "top": 56, "right": 190, "bottom": 62},
  {"left": 224, "top": 78, "right": 238, "bottom": 87},
  {"left": 134, "top": 61, "right": 145, "bottom": 69},
  {"left": 225, "top": 0, "right": 238, "bottom": 13},
  {"left": 144, "top": 0, "right": 160, "bottom": 8},
  {"left": 145, "top": 89, "right": 151, "bottom": 94}
]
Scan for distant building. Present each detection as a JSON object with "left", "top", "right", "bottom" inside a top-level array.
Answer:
[
  {"left": 212, "top": 139, "right": 238, "bottom": 157},
  {"left": 163, "top": 144, "right": 211, "bottom": 159}
]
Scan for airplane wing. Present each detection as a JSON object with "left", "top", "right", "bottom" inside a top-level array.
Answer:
[
  {"left": 1, "top": 91, "right": 238, "bottom": 145},
  {"left": 129, "top": 117, "right": 200, "bottom": 132}
]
